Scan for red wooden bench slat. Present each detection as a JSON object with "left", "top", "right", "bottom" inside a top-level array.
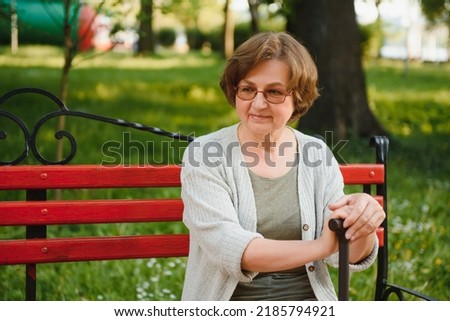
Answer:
[
  {"left": 0, "top": 235, "right": 190, "bottom": 265},
  {"left": 339, "top": 164, "right": 385, "bottom": 184},
  {"left": 374, "top": 195, "right": 383, "bottom": 207},
  {"left": 0, "top": 164, "right": 383, "bottom": 190},
  {"left": 377, "top": 228, "right": 385, "bottom": 247},
  {"left": 0, "top": 199, "right": 184, "bottom": 226},
  {"left": 0, "top": 165, "right": 182, "bottom": 190},
  {"left": 0, "top": 197, "right": 383, "bottom": 226}
]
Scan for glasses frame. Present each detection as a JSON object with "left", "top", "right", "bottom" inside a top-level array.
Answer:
[{"left": 234, "top": 86, "right": 292, "bottom": 104}]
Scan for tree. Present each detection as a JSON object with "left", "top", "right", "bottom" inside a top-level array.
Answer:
[
  {"left": 420, "top": 0, "right": 450, "bottom": 29},
  {"left": 285, "top": 0, "right": 386, "bottom": 138},
  {"left": 57, "top": 0, "right": 100, "bottom": 161},
  {"left": 223, "top": 0, "right": 234, "bottom": 58},
  {"left": 159, "top": 0, "right": 205, "bottom": 29},
  {"left": 248, "top": 0, "right": 260, "bottom": 33},
  {"left": 137, "top": 0, "right": 154, "bottom": 54},
  {"left": 50, "top": 0, "right": 121, "bottom": 160}
]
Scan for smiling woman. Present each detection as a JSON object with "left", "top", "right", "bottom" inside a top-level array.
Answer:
[{"left": 180, "top": 31, "right": 385, "bottom": 301}]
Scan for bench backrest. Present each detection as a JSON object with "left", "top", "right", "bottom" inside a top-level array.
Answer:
[
  {"left": 0, "top": 162, "right": 385, "bottom": 261},
  {"left": 0, "top": 162, "right": 387, "bottom": 300}
]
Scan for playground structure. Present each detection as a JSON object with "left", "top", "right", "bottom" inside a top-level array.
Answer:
[{"left": 0, "top": 0, "right": 97, "bottom": 51}]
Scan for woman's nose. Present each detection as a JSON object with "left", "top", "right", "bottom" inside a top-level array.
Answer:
[{"left": 251, "top": 91, "right": 268, "bottom": 109}]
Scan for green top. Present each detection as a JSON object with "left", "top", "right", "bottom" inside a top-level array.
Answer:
[{"left": 231, "top": 160, "right": 316, "bottom": 300}]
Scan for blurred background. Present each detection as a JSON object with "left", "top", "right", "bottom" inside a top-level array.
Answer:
[{"left": 1, "top": 0, "right": 447, "bottom": 60}]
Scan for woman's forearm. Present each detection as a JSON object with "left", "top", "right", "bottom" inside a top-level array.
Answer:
[{"left": 241, "top": 238, "right": 333, "bottom": 272}]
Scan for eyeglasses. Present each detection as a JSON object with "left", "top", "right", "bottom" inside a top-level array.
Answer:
[{"left": 235, "top": 86, "right": 292, "bottom": 104}]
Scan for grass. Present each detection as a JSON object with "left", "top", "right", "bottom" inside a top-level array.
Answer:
[{"left": 0, "top": 45, "right": 449, "bottom": 301}]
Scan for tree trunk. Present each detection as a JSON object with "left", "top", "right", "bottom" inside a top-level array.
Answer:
[
  {"left": 248, "top": 0, "right": 260, "bottom": 34},
  {"left": 137, "top": 0, "right": 154, "bottom": 55},
  {"left": 223, "top": 0, "right": 234, "bottom": 59},
  {"left": 287, "top": 0, "right": 386, "bottom": 139},
  {"left": 57, "top": 0, "right": 77, "bottom": 163},
  {"left": 10, "top": 0, "right": 18, "bottom": 54}
]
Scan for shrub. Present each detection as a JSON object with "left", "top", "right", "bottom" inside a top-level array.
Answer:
[
  {"left": 186, "top": 28, "right": 205, "bottom": 50},
  {"left": 158, "top": 28, "right": 177, "bottom": 47}
]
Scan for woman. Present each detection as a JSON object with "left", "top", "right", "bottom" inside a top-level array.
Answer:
[{"left": 180, "top": 32, "right": 385, "bottom": 300}]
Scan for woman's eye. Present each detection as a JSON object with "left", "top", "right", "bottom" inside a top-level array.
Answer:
[
  {"left": 267, "top": 89, "right": 283, "bottom": 96},
  {"left": 241, "top": 87, "right": 255, "bottom": 93}
]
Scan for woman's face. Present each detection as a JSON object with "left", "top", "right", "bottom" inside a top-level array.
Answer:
[{"left": 235, "top": 59, "right": 294, "bottom": 139}]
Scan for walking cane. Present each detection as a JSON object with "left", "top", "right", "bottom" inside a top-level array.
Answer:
[{"left": 328, "top": 218, "right": 349, "bottom": 301}]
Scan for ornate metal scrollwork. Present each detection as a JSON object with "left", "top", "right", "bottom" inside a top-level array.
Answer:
[
  {"left": 0, "top": 87, "right": 194, "bottom": 165},
  {"left": 0, "top": 109, "right": 30, "bottom": 165}
]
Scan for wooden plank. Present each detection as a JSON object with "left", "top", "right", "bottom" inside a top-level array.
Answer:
[
  {"left": 0, "top": 199, "right": 184, "bottom": 226},
  {"left": 377, "top": 228, "right": 385, "bottom": 247},
  {"left": 0, "top": 235, "right": 189, "bottom": 265},
  {"left": 0, "top": 165, "right": 182, "bottom": 190},
  {"left": 339, "top": 164, "right": 385, "bottom": 184},
  {"left": 374, "top": 195, "right": 383, "bottom": 207},
  {"left": 0, "top": 164, "right": 384, "bottom": 189},
  {"left": 0, "top": 196, "right": 382, "bottom": 226}
]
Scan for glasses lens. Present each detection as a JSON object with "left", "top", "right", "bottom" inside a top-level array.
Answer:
[
  {"left": 266, "top": 93, "right": 284, "bottom": 104},
  {"left": 237, "top": 87, "right": 255, "bottom": 100},
  {"left": 236, "top": 86, "right": 289, "bottom": 104}
]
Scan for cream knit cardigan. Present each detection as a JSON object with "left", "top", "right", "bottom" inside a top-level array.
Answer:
[{"left": 180, "top": 123, "right": 378, "bottom": 301}]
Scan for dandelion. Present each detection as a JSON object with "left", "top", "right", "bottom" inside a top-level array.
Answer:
[
  {"left": 420, "top": 203, "right": 430, "bottom": 214},
  {"left": 146, "top": 258, "right": 157, "bottom": 268}
]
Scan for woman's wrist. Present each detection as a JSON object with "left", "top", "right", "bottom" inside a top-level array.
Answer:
[{"left": 312, "top": 237, "right": 337, "bottom": 261}]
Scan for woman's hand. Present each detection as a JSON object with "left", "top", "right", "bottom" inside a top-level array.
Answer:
[
  {"left": 318, "top": 213, "right": 349, "bottom": 256},
  {"left": 328, "top": 193, "right": 385, "bottom": 242}
]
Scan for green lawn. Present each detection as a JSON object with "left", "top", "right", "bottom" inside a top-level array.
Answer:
[{"left": 0, "top": 46, "right": 449, "bottom": 300}]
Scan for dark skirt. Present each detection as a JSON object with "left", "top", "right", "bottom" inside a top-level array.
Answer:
[{"left": 230, "top": 271, "right": 317, "bottom": 301}]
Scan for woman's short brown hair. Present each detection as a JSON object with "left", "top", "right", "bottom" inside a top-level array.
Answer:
[{"left": 219, "top": 31, "right": 319, "bottom": 122}]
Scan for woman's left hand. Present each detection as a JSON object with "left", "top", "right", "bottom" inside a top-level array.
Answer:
[{"left": 328, "top": 193, "right": 386, "bottom": 242}]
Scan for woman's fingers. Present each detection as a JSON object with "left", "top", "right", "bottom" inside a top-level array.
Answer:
[{"left": 329, "top": 193, "right": 386, "bottom": 241}]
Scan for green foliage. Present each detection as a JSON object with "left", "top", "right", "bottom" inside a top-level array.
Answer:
[
  {"left": 420, "top": 0, "right": 450, "bottom": 26},
  {"left": 0, "top": 47, "right": 449, "bottom": 300},
  {"left": 234, "top": 23, "right": 254, "bottom": 49},
  {"left": 185, "top": 28, "right": 206, "bottom": 50},
  {"left": 359, "top": 21, "right": 383, "bottom": 60},
  {"left": 158, "top": 27, "right": 177, "bottom": 47}
]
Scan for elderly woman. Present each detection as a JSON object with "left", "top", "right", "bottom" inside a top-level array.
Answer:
[{"left": 180, "top": 31, "right": 385, "bottom": 301}]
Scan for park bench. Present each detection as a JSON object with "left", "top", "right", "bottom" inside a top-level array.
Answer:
[{"left": 0, "top": 87, "right": 435, "bottom": 301}]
